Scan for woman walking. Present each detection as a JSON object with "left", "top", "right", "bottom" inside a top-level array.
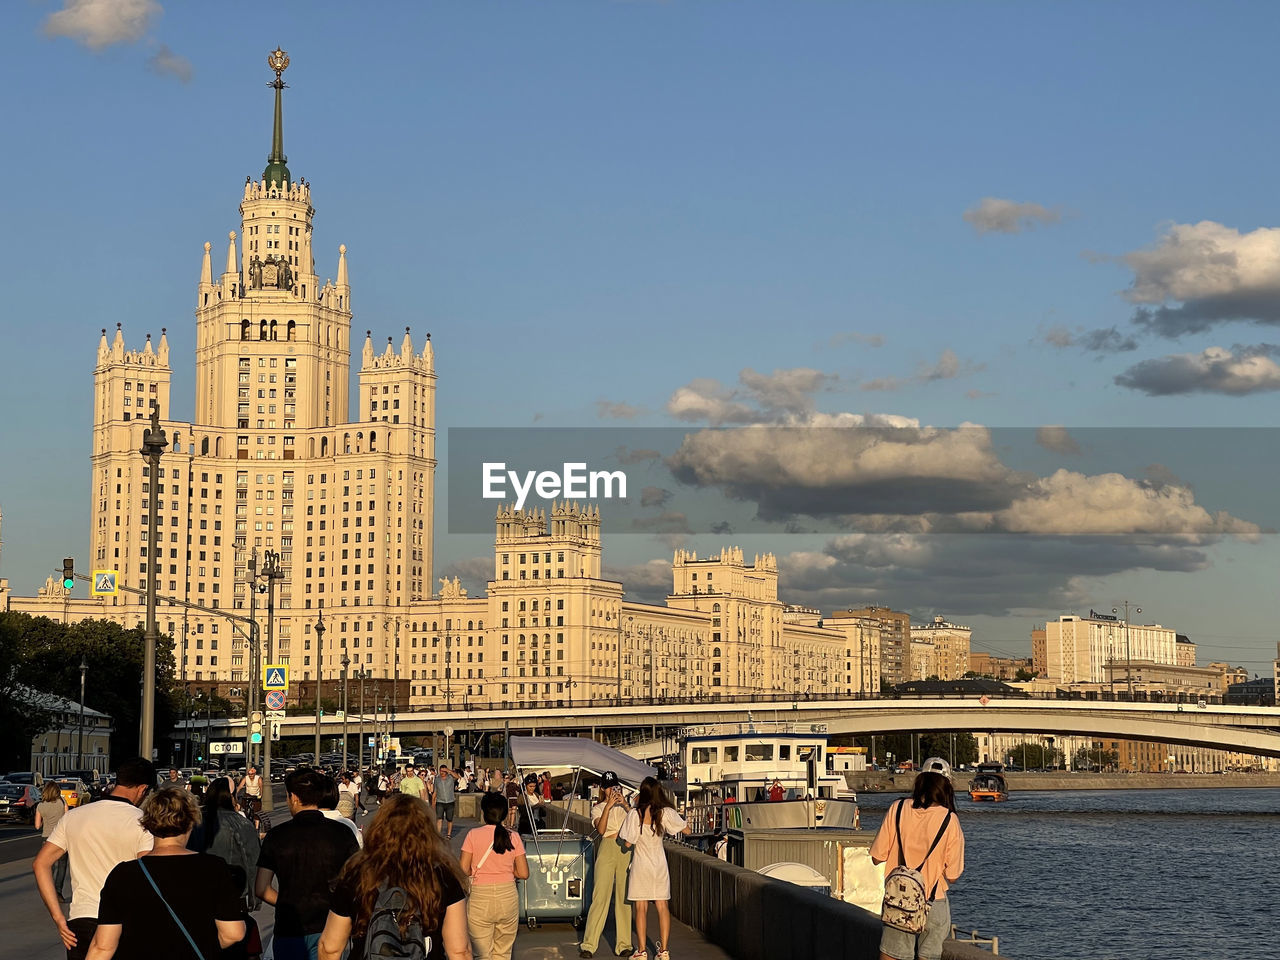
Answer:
[
  {"left": 34, "top": 783, "right": 69, "bottom": 902},
  {"left": 87, "top": 787, "right": 246, "bottom": 959},
  {"left": 869, "top": 757, "right": 965, "bottom": 960},
  {"left": 460, "top": 792, "right": 529, "bottom": 960},
  {"left": 317, "top": 793, "right": 470, "bottom": 960},
  {"left": 197, "top": 778, "right": 262, "bottom": 906},
  {"left": 618, "top": 777, "right": 690, "bottom": 960}
]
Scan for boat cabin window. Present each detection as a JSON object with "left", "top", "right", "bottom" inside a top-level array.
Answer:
[
  {"left": 745, "top": 744, "right": 774, "bottom": 762},
  {"left": 724, "top": 746, "right": 739, "bottom": 762},
  {"left": 797, "top": 745, "right": 819, "bottom": 762},
  {"left": 778, "top": 745, "right": 791, "bottom": 761},
  {"left": 691, "top": 747, "right": 718, "bottom": 764}
]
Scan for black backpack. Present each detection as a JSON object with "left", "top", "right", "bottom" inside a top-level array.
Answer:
[{"left": 366, "top": 886, "right": 430, "bottom": 959}]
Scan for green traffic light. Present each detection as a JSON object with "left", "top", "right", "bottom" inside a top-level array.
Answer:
[
  {"left": 251, "top": 733, "right": 263, "bottom": 744},
  {"left": 63, "top": 577, "right": 75, "bottom": 589}
]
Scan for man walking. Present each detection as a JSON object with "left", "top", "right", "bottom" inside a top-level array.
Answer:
[
  {"left": 397, "top": 764, "right": 426, "bottom": 800},
  {"left": 256, "top": 769, "right": 359, "bottom": 960},
  {"left": 579, "top": 772, "right": 633, "bottom": 959},
  {"left": 435, "top": 764, "right": 458, "bottom": 839},
  {"left": 32, "top": 757, "right": 156, "bottom": 960}
]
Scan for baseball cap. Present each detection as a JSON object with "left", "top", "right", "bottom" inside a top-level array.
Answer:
[
  {"left": 921, "top": 757, "right": 953, "bottom": 778},
  {"left": 600, "top": 771, "right": 621, "bottom": 788}
]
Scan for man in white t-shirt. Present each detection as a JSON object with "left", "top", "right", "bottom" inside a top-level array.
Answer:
[
  {"left": 579, "top": 771, "right": 633, "bottom": 958},
  {"left": 33, "top": 757, "right": 155, "bottom": 960}
]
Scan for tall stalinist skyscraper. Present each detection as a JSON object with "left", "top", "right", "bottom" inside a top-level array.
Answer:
[{"left": 69, "top": 49, "right": 437, "bottom": 686}]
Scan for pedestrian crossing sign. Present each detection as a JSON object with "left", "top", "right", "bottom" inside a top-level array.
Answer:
[
  {"left": 263, "top": 664, "right": 289, "bottom": 691},
  {"left": 91, "top": 571, "right": 118, "bottom": 596}
]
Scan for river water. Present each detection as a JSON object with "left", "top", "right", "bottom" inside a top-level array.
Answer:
[{"left": 856, "top": 787, "right": 1280, "bottom": 960}]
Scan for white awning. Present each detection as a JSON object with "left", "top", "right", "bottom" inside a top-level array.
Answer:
[{"left": 509, "top": 735, "right": 657, "bottom": 788}]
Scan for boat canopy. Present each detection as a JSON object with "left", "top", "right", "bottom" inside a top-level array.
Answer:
[{"left": 509, "top": 735, "right": 657, "bottom": 788}]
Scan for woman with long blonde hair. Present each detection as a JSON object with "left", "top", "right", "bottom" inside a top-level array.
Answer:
[{"left": 317, "top": 793, "right": 471, "bottom": 960}]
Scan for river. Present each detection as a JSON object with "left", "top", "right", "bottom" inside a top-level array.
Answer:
[{"left": 855, "top": 787, "right": 1280, "bottom": 960}]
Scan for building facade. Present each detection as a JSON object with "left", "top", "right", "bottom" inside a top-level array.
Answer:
[
  {"left": 4, "top": 54, "right": 436, "bottom": 694},
  {"left": 909, "top": 616, "right": 971, "bottom": 681},
  {"left": 1041, "top": 614, "right": 1180, "bottom": 684},
  {"left": 831, "top": 606, "right": 910, "bottom": 686}
]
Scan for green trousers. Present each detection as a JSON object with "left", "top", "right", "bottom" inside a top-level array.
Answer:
[{"left": 580, "top": 836, "right": 633, "bottom": 954}]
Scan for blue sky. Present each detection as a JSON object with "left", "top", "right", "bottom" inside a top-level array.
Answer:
[{"left": 2, "top": 1, "right": 1279, "bottom": 672}]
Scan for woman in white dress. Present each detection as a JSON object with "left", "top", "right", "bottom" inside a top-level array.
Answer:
[{"left": 618, "top": 776, "right": 692, "bottom": 960}]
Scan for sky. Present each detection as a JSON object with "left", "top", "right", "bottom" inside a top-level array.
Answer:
[{"left": 1, "top": 0, "right": 1279, "bottom": 672}]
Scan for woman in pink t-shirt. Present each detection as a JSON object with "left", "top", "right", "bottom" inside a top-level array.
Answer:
[{"left": 461, "top": 792, "right": 530, "bottom": 960}]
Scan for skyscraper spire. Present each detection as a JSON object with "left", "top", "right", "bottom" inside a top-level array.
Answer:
[{"left": 263, "top": 47, "right": 291, "bottom": 187}]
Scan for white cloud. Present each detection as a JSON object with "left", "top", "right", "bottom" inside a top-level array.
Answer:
[
  {"left": 963, "top": 197, "right": 1061, "bottom": 235},
  {"left": 595, "top": 400, "right": 644, "bottom": 419},
  {"left": 860, "top": 348, "right": 984, "bottom": 391},
  {"left": 44, "top": 0, "right": 159, "bottom": 49},
  {"left": 147, "top": 44, "right": 191, "bottom": 83},
  {"left": 1119, "top": 221, "right": 1280, "bottom": 336},
  {"left": 1035, "top": 425, "right": 1081, "bottom": 455},
  {"left": 1115, "top": 344, "right": 1280, "bottom": 396},
  {"left": 665, "top": 368, "right": 841, "bottom": 425}
]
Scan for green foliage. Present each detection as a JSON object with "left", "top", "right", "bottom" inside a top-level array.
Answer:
[
  {"left": 920, "top": 732, "right": 979, "bottom": 766},
  {"left": 1072, "top": 745, "right": 1119, "bottom": 770},
  {"left": 2, "top": 612, "right": 179, "bottom": 763},
  {"left": 0, "top": 617, "right": 55, "bottom": 770},
  {"left": 1014, "top": 667, "right": 1036, "bottom": 681},
  {"left": 1006, "top": 741, "right": 1063, "bottom": 769}
]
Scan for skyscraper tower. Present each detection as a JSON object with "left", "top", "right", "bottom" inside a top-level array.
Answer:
[{"left": 88, "top": 50, "right": 437, "bottom": 685}]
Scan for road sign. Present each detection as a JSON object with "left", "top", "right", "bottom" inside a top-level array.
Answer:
[
  {"left": 265, "top": 689, "right": 286, "bottom": 711},
  {"left": 266, "top": 709, "right": 286, "bottom": 719},
  {"left": 210, "top": 740, "right": 245, "bottom": 755},
  {"left": 263, "top": 664, "right": 289, "bottom": 691},
  {"left": 270, "top": 720, "right": 282, "bottom": 741},
  {"left": 91, "top": 570, "right": 118, "bottom": 596}
]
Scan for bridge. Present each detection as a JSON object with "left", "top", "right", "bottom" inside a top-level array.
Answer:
[{"left": 195, "top": 695, "right": 1280, "bottom": 758}]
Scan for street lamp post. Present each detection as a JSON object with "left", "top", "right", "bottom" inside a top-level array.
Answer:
[
  {"left": 138, "top": 402, "right": 167, "bottom": 759},
  {"left": 314, "top": 607, "right": 326, "bottom": 765},
  {"left": 356, "top": 670, "right": 368, "bottom": 771},
  {"left": 1113, "top": 602, "right": 1141, "bottom": 700},
  {"left": 341, "top": 655, "right": 351, "bottom": 772},
  {"left": 260, "top": 548, "right": 284, "bottom": 809},
  {"left": 77, "top": 659, "right": 87, "bottom": 768}
]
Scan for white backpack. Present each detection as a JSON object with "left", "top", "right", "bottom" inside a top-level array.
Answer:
[{"left": 880, "top": 801, "right": 953, "bottom": 934}]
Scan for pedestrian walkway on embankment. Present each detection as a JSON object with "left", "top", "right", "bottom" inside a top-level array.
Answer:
[{"left": 0, "top": 794, "right": 729, "bottom": 960}]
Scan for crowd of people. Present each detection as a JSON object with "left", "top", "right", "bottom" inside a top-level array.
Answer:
[{"left": 29, "top": 757, "right": 701, "bottom": 960}]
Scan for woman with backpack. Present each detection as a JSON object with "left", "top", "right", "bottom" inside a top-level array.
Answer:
[
  {"left": 460, "top": 792, "right": 529, "bottom": 960},
  {"left": 317, "top": 793, "right": 470, "bottom": 960},
  {"left": 194, "top": 778, "right": 264, "bottom": 958},
  {"left": 618, "top": 777, "right": 691, "bottom": 960},
  {"left": 869, "top": 757, "right": 965, "bottom": 960}
]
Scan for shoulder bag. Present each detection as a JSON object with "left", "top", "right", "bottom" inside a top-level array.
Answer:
[{"left": 138, "top": 859, "right": 205, "bottom": 959}]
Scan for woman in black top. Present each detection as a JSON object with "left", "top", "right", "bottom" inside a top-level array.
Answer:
[
  {"left": 317, "top": 793, "right": 469, "bottom": 960},
  {"left": 88, "top": 786, "right": 245, "bottom": 959}
]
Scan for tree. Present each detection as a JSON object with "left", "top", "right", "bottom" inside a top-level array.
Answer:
[
  {"left": 1014, "top": 667, "right": 1036, "bottom": 681},
  {"left": 920, "top": 732, "right": 979, "bottom": 766},
  {"left": 1005, "top": 741, "right": 1062, "bottom": 769},
  {"left": 1072, "top": 745, "right": 1119, "bottom": 771},
  {"left": 5, "top": 612, "right": 179, "bottom": 762},
  {"left": 0, "top": 615, "right": 55, "bottom": 770}
]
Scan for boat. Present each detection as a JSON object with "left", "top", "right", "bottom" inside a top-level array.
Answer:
[
  {"left": 678, "top": 722, "right": 859, "bottom": 834},
  {"left": 968, "top": 762, "right": 1009, "bottom": 801}
]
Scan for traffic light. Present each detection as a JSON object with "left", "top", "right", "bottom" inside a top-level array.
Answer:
[
  {"left": 62, "top": 558, "right": 75, "bottom": 590},
  {"left": 250, "top": 711, "right": 264, "bottom": 745}
]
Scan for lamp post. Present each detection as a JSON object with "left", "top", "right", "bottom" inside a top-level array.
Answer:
[
  {"left": 77, "top": 659, "right": 87, "bottom": 768},
  {"left": 260, "top": 548, "right": 284, "bottom": 809},
  {"left": 355, "top": 669, "right": 369, "bottom": 771},
  {"left": 340, "top": 654, "right": 351, "bottom": 772},
  {"left": 314, "top": 607, "right": 326, "bottom": 765},
  {"left": 138, "top": 402, "right": 167, "bottom": 759},
  {"left": 1113, "top": 602, "right": 1141, "bottom": 700}
]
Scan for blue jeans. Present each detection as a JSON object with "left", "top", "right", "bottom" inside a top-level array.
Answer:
[
  {"left": 271, "top": 933, "right": 323, "bottom": 960},
  {"left": 880, "top": 896, "right": 951, "bottom": 960}
]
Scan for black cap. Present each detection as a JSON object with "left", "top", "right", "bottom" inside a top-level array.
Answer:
[
  {"left": 524, "top": 773, "right": 539, "bottom": 786},
  {"left": 600, "top": 771, "right": 621, "bottom": 788}
]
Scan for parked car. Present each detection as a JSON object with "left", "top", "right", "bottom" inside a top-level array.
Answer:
[
  {"left": 58, "top": 769, "right": 103, "bottom": 799},
  {"left": 3, "top": 771, "right": 44, "bottom": 788},
  {"left": 0, "top": 783, "right": 39, "bottom": 823},
  {"left": 55, "top": 779, "right": 91, "bottom": 809}
]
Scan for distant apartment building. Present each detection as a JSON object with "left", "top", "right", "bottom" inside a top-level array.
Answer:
[
  {"left": 831, "top": 606, "right": 910, "bottom": 686},
  {"left": 968, "top": 651, "right": 1033, "bottom": 680},
  {"left": 909, "top": 616, "right": 971, "bottom": 681},
  {"left": 1042, "top": 613, "right": 1179, "bottom": 684},
  {"left": 1031, "top": 626, "right": 1047, "bottom": 677},
  {"left": 1175, "top": 635, "right": 1196, "bottom": 666},
  {"left": 1208, "top": 662, "right": 1249, "bottom": 688}
]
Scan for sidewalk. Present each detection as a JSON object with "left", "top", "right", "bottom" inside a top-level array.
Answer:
[{"left": 1, "top": 804, "right": 730, "bottom": 960}]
